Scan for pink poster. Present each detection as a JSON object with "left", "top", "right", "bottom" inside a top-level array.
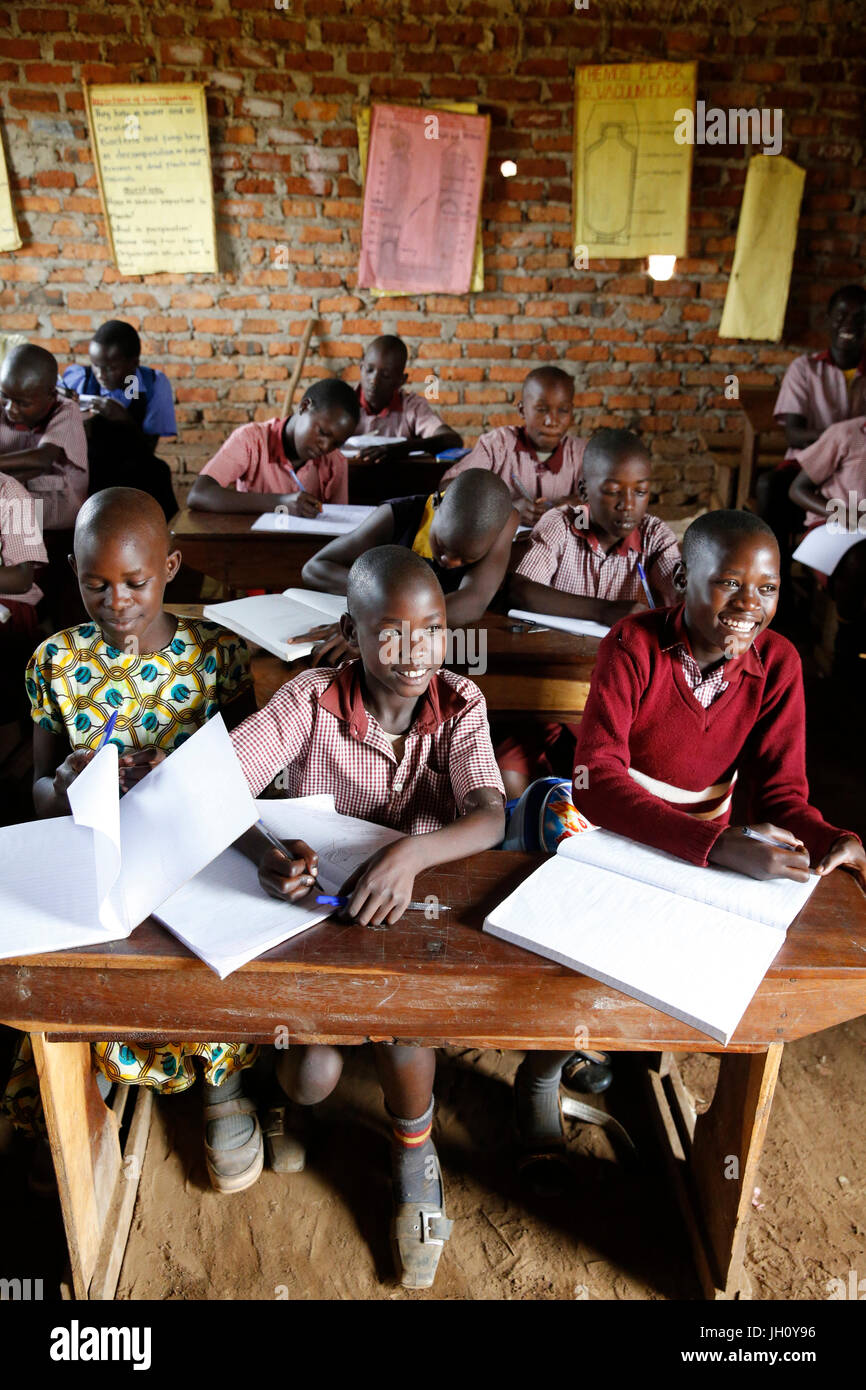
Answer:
[{"left": 358, "top": 104, "right": 489, "bottom": 295}]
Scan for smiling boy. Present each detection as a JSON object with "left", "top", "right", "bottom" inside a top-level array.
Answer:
[
  {"left": 229, "top": 545, "right": 506, "bottom": 1286},
  {"left": 440, "top": 366, "right": 586, "bottom": 526}
]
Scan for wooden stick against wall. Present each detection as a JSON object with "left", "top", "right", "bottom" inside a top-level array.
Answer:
[{"left": 280, "top": 318, "right": 318, "bottom": 418}]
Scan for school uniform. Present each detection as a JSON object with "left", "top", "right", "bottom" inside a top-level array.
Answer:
[
  {"left": 354, "top": 384, "right": 450, "bottom": 441},
  {"left": 23, "top": 616, "right": 256, "bottom": 1095},
  {"left": 792, "top": 416, "right": 866, "bottom": 504},
  {"left": 389, "top": 492, "right": 469, "bottom": 593},
  {"left": 774, "top": 350, "right": 866, "bottom": 459},
  {"left": 0, "top": 471, "right": 48, "bottom": 723},
  {"left": 573, "top": 605, "right": 854, "bottom": 866},
  {"left": 230, "top": 661, "right": 505, "bottom": 834},
  {"left": 441, "top": 425, "right": 586, "bottom": 505},
  {"left": 0, "top": 395, "right": 88, "bottom": 530},
  {"left": 199, "top": 417, "right": 348, "bottom": 502},
  {"left": 497, "top": 512, "right": 681, "bottom": 781},
  {"left": 61, "top": 363, "right": 178, "bottom": 521}
]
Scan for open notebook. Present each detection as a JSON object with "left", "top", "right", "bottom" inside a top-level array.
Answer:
[
  {"left": 0, "top": 716, "right": 258, "bottom": 961},
  {"left": 792, "top": 525, "right": 865, "bottom": 576},
  {"left": 484, "top": 828, "right": 819, "bottom": 1043},
  {"left": 154, "top": 800, "right": 404, "bottom": 978},
  {"left": 507, "top": 607, "right": 611, "bottom": 640},
  {"left": 340, "top": 433, "right": 407, "bottom": 458},
  {"left": 203, "top": 588, "right": 346, "bottom": 662},
  {"left": 251, "top": 504, "right": 376, "bottom": 536}
]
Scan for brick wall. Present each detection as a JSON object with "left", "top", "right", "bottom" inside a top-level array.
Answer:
[{"left": 0, "top": 0, "right": 863, "bottom": 506}]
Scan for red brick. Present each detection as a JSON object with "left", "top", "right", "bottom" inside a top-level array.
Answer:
[{"left": 17, "top": 8, "right": 68, "bottom": 32}]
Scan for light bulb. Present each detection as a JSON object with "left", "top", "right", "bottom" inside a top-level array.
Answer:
[
  {"left": 647, "top": 255, "right": 676, "bottom": 281},
  {"left": 500, "top": 160, "right": 518, "bottom": 177}
]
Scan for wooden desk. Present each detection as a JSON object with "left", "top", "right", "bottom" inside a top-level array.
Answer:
[
  {"left": 735, "top": 389, "right": 786, "bottom": 509},
  {"left": 3, "top": 853, "right": 864, "bottom": 1301},
  {"left": 348, "top": 454, "right": 447, "bottom": 506},
  {"left": 170, "top": 509, "right": 323, "bottom": 593}
]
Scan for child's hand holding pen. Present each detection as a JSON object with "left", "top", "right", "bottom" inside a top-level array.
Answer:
[{"left": 256, "top": 823, "right": 319, "bottom": 903}]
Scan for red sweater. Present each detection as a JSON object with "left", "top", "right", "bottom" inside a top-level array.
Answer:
[{"left": 574, "top": 605, "right": 850, "bottom": 867}]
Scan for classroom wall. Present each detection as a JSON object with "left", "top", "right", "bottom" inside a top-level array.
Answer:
[{"left": 0, "top": 0, "right": 863, "bottom": 505}]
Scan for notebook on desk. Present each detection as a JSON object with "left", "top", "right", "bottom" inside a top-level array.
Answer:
[
  {"left": 507, "top": 607, "right": 611, "bottom": 640},
  {"left": 340, "top": 433, "right": 407, "bottom": 457},
  {"left": 483, "top": 828, "right": 819, "bottom": 1043},
  {"left": 203, "top": 588, "right": 347, "bottom": 661},
  {"left": 251, "top": 504, "right": 376, "bottom": 536}
]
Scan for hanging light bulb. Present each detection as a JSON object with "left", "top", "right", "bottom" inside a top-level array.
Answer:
[
  {"left": 500, "top": 160, "right": 518, "bottom": 177},
  {"left": 647, "top": 254, "right": 676, "bottom": 281}
]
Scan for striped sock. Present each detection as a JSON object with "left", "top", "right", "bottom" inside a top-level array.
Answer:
[{"left": 388, "top": 1100, "right": 439, "bottom": 1206}]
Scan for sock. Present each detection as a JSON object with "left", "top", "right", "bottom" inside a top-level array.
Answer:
[
  {"left": 514, "top": 1055, "right": 565, "bottom": 1146},
  {"left": 388, "top": 1100, "right": 440, "bottom": 1206},
  {"left": 203, "top": 1069, "right": 254, "bottom": 1151}
]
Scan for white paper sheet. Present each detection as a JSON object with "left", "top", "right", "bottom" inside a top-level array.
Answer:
[
  {"left": 0, "top": 817, "right": 116, "bottom": 957},
  {"left": 203, "top": 589, "right": 347, "bottom": 661},
  {"left": 251, "top": 504, "right": 376, "bottom": 536},
  {"left": 340, "top": 433, "right": 407, "bottom": 457},
  {"left": 791, "top": 525, "right": 866, "bottom": 576},
  {"left": 483, "top": 855, "right": 788, "bottom": 1044},
  {"left": 508, "top": 608, "right": 610, "bottom": 640}
]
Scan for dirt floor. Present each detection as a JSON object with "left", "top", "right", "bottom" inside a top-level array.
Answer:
[{"left": 113, "top": 1022, "right": 866, "bottom": 1302}]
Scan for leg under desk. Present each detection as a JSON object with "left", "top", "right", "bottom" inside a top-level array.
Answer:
[
  {"left": 646, "top": 1044, "right": 783, "bottom": 1300},
  {"left": 30, "top": 1034, "right": 151, "bottom": 1300}
]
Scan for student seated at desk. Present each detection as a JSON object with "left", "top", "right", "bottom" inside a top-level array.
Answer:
[
  {"left": 0, "top": 470, "right": 48, "bottom": 722},
  {"left": 351, "top": 333, "right": 463, "bottom": 465},
  {"left": 761, "top": 284, "right": 866, "bottom": 546},
  {"left": 440, "top": 366, "right": 586, "bottom": 526},
  {"left": 60, "top": 319, "right": 179, "bottom": 522},
  {"left": 25, "top": 488, "right": 264, "bottom": 1193},
  {"left": 188, "top": 377, "right": 359, "bottom": 515},
  {"left": 788, "top": 415, "right": 866, "bottom": 682},
  {"left": 229, "top": 546, "right": 506, "bottom": 1288},
  {"left": 299, "top": 468, "right": 518, "bottom": 665},
  {"left": 0, "top": 344, "right": 88, "bottom": 533},
  {"left": 508, "top": 509, "right": 865, "bottom": 1185},
  {"left": 497, "top": 429, "right": 680, "bottom": 798}
]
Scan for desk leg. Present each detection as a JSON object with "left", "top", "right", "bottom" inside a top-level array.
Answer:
[
  {"left": 736, "top": 416, "right": 757, "bottom": 510},
  {"left": 646, "top": 1045, "right": 783, "bottom": 1300},
  {"left": 30, "top": 1034, "right": 151, "bottom": 1300}
]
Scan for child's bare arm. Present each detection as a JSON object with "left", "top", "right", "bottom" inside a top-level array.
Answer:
[
  {"left": 187, "top": 473, "right": 321, "bottom": 517},
  {"left": 779, "top": 413, "right": 822, "bottom": 451},
  {"left": 300, "top": 504, "right": 395, "bottom": 593},
  {"left": 0, "top": 561, "right": 35, "bottom": 595},
  {"left": 510, "top": 572, "right": 640, "bottom": 624},
  {"left": 788, "top": 468, "right": 829, "bottom": 517},
  {"left": 33, "top": 724, "right": 94, "bottom": 818},
  {"left": 445, "top": 509, "right": 519, "bottom": 627}
]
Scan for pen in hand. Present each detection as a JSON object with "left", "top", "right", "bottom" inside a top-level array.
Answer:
[
  {"left": 316, "top": 894, "right": 450, "bottom": 912},
  {"left": 741, "top": 826, "right": 806, "bottom": 852}
]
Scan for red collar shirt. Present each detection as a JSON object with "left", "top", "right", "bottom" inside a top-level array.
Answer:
[
  {"left": 440, "top": 425, "right": 586, "bottom": 504},
  {"left": 516, "top": 508, "right": 680, "bottom": 606},
  {"left": 230, "top": 661, "right": 505, "bottom": 835}
]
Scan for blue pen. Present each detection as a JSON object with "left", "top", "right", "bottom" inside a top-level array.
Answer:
[
  {"left": 316, "top": 895, "right": 450, "bottom": 912},
  {"left": 96, "top": 709, "right": 118, "bottom": 750},
  {"left": 636, "top": 561, "right": 655, "bottom": 610},
  {"left": 285, "top": 462, "right": 307, "bottom": 494}
]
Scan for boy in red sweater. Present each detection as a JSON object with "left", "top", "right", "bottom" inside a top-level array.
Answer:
[{"left": 514, "top": 510, "right": 864, "bottom": 1183}]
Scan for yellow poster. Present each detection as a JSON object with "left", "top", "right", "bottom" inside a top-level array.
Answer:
[
  {"left": 84, "top": 83, "right": 218, "bottom": 276},
  {"left": 356, "top": 102, "right": 484, "bottom": 296},
  {"left": 573, "top": 62, "right": 696, "bottom": 260},
  {"left": 719, "top": 155, "right": 805, "bottom": 342},
  {"left": 0, "top": 130, "right": 21, "bottom": 252}
]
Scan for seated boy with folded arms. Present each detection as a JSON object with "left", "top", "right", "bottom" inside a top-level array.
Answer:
[
  {"left": 229, "top": 546, "right": 506, "bottom": 1288},
  {"left": 60, "top": 319, "right": 179, "bottom": 521},
  {"left": 497, "top": 429, "right": 680, "bottom": 798},
  {"left": 352, "top": 334, "right": 463, "bottom": 465},
  {"left": 788, "top": 415, "right": 866, "bottom": 681},
  {"left": 299, "top": 468, "right": 518, "bottom": 665},
  {"left": 440, "top": 366, "right": 586, "bottom": 527},
  {"left": 188, "top": 377, "right": 359, "bottom": 516},
  {"left": 0, "top": 344, "right": 88, "bottom": 533},
  {"left": 26, "top": 488, "right": 263, "bottom": 1192},
  {"left": 512, "top": 509, "right": 865, "bottom": 1181}
]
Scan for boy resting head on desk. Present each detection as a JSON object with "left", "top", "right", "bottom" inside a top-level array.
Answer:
[
  {"left": 26, "top": 487, "right": 264, "bottom": 1192},
  {"left": 299, "top": 468, "right": 518, "bottom": 666},
  {"left": 187, "top": 376, "right": 359, "bottom": 516},
  {"left": 440, "top": 365, "right": 586, "bottom": 527},
  {"left": 59, "top": 318, "right": 179, "bottom": 522},
  {"left": 351, "top": 333, "right": 463, "bottom": 465},
  {"left": 497, "top": 429, "right": 681, "bottom": 799},
  {"left": 230, "top": 545, "right": 506, "bottom": 1288},
  {"left": 506, "top": 509, "right": 865, "bottom": 1193},
  {"left": 0, "top": 344, "right": 88, "bottom": 533}
]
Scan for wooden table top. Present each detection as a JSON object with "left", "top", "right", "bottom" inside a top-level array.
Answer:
[{"left": 2, "top": 851, "right": 865, "bottom": 1055}]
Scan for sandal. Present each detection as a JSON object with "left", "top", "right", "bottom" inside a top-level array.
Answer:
[
  {"left": 262, "top": 1103, "right": 306, "bottom": 1173},
  {"left": 391, "top": 1149, "right": 453, "bottom": 1289},
  {"left": 562, "top": 1050, "right": 613, "bottom": 1096},
  {"left": 203, "top": 1095, "right": 264, "bottom": 1194}
]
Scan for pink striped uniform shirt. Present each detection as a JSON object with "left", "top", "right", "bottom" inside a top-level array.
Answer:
[
  {"left": 516, "top": 508, "right": 681, "bottom": 606},
  {"left": 441, "top": 425, "right": 586, "bottom": 505}
]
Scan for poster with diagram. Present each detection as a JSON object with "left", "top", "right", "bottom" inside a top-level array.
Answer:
[
  {"left": 573, "top": 62, "right": 696, "bottom": 260},
  {"left": 0, "top": 128, "right": 21, "bottom": 252},
  {"left": 84, "top": 83, "right": 218, "bottom": 275},
  {"left": 358, "top": 103, "right": 489, "bottom": 295}
]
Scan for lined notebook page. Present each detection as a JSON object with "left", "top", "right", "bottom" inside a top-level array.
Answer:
[
  {"left": 0, "top": 818, "right": 116, "bottom": 957},
  {"left": 251, "top": 504, "right": 376, "bottom": 536},
  {"left": 483, "top": 856, "right": 787, "bottom": 1044},
  {"left": 559, "top": 829, "right": 818, "bottom": 930}
]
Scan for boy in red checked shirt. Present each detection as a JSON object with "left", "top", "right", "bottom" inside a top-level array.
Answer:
[
  {"left": 188, "top": 377, "right": 359, "bottom": 516},
  {"left": 513, "top": 510, "right": 864, "bottom": 1188},
  {"left": 351, "top": 334, "right": 463, "bottom": 466},
  {"left": 229, "top": 545, "right": 506, "bottom": 1289}
]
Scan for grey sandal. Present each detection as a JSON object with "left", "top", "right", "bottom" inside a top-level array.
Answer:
[
  {"left": 391, "top": 1150, "right": 453, "bottom": 1289},
  {"left": 203, "top": 1095, "right": 264, "bottom": 1193}
]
